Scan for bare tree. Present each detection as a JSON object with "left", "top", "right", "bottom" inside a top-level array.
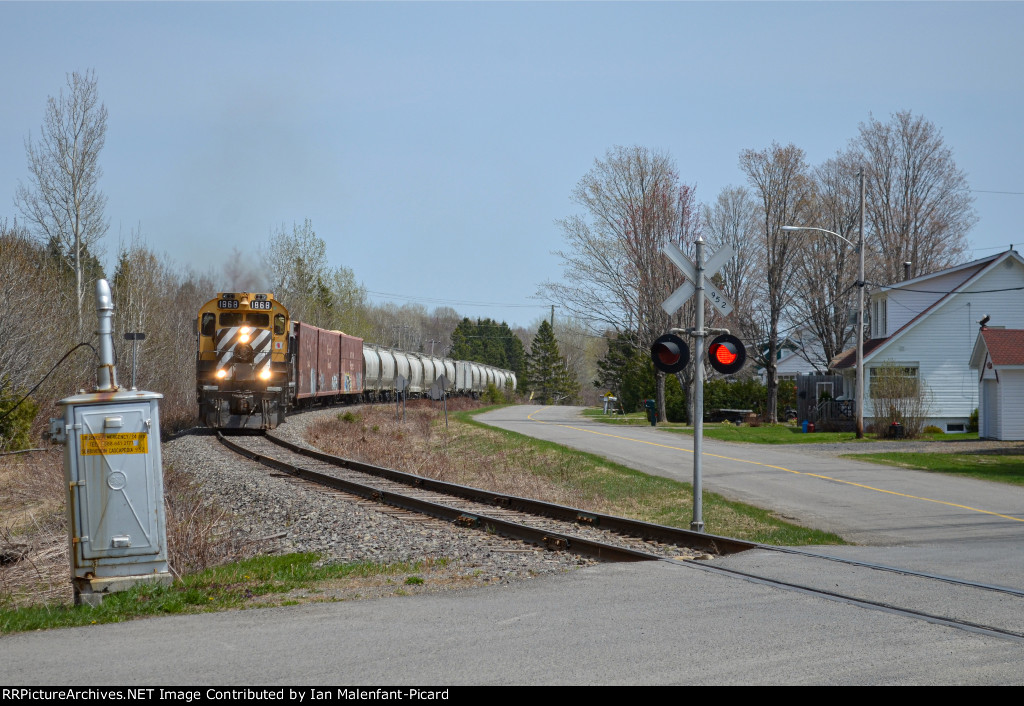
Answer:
[
  {"left": 540, "top": 145, "right": 701, "bottom": 420},
  {"left": 0, "top": 221, "right": 71, "bottom": 392},
  {"left": 264, "top": 218, "right": 368, "bottom": 334},
  {"left": 739, "top": 142, "right": 814, "bottom": 422},
  {"left": 790, "top": 152, "right": 863, "bottom": 370},
  {"left": 853, "top": 111, "right": 976, "bottom": 283},
  {"left": 15, "top": 69, "right": 109, "bottom": 336},
  {"left": 702, "top": 185, "right": 761, "bottom": 338}
]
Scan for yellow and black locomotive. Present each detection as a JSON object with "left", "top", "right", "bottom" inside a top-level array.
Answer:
[
  {"left": 197, "top": 291, "right": 518, "bottom": 431},
  {"left": 196, "top": 292, "right": 291, "bottom": 429}
]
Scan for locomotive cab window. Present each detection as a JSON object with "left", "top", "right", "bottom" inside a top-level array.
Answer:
[
  {"left": 201, "top": 313, "right": 215, "bottom": 336},
  {"left": 218, "top": 312, "right": 270, "bottom": 327},
  {"left": 274, "top": 314, "right": 286, "bottom": 336}
]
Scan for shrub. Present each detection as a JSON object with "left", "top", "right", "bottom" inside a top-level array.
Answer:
[
  {"left": 0, "top": 386, "right": 38, "bottom": 452},
  {"left": 922, "top": 425, "right": 944, "bottom": 435},
  {"left": 968, "top": 408, "right": 979, "bottom": 433},
  {"left": 869, "top": 363, "right": 931, "bottom": 439},
  {"left": 482, "top": 383, "right": 506, "bottom": 405}
]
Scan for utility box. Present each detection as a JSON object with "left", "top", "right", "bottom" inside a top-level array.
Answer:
[
  {"left": 48, "top": 279, "right": 172, "bottom": 605},
  {"left": 53, "top": 390, "right": 171, "bottom": 605}
]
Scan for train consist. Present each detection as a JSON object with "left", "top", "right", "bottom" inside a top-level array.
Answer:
[{"left": 196, "top": 292, "right": 516, "bottom": 429}]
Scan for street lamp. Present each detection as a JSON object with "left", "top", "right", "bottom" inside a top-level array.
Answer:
[{"left": 782, "top": 169, "right": 866, "bottom": 439}]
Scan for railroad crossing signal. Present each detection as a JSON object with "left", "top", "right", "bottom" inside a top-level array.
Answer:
[
  {"left": 708, "top": 334, "right": 746, "bottom": 375},
  {"left": 656, "top": 238, "right": 742, "bottom": 535},
  {"left": 651, "top": 333, "right": 690, "bottom": 374}
]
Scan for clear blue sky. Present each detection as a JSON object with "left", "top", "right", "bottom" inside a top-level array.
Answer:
[{"left": 2, "top": 1, "right": 1021, "bottom": 328}]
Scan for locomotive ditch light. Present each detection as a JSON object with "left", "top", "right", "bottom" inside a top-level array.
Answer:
[
  {"left": 216, "top": 369, "right": 228, "bottom": 379},
  {"left": 259, "top": 368, "right": 272, "bottom": 380},
  {"left": 708, "top": 334, "right": 747, "bottom": 375},
  {"left": 651, "top": 333, "right": 690, "bottom": 374}
]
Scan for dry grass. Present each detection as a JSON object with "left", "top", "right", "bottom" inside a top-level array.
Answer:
[
  {"left": 0, "top": 448, "right": 240, "bottom": 609},
  {"left": 308, "top": 401, "right": 590, "bottom": 509},
  {"left": 0, "top": 450, "right": 71, "bottom": 608}
]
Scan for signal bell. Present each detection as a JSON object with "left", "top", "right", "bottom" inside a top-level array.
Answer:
[
  {"left": 651, "top": 333, "right": 690, "bottom": 374},
  {"left": 708, "top": 334, "right": 746, "bottom": 374}
]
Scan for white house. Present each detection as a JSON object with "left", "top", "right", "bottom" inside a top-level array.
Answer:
[
  {"left": 968, "top": 328, "right": 1024, "bottom": 440},
  {"left": 757, "top": 329, "right": 834, "bottom": 383},
  {"left": 830, "top": 249, "right": 1024, "bottom": 432}
]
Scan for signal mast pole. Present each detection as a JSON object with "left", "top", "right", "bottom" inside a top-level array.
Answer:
[{"left": 691, "top": 237, "right": 706, "bottom": 532}]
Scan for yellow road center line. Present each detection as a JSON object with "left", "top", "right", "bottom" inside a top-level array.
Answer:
[{"left": 524, "top": 409, "right": 1024, "bottom": 524}]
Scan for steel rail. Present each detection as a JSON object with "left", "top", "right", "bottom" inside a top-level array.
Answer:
[
  {"left": 262, "top": 431, "right": 755, "bottom": 556},
  {"left": 673, "top": 557, "right": 1024, "bottom": 645},
  {"left": 217, "top": 432, "right": 661, "bottom": 563},
  {"left": 757, "top": 545, "right": 1024, "bottom": 598}
]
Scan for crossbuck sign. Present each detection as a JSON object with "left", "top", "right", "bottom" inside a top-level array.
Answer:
[{"left": 660, "top": 242, "right": 736, "bottom": 317}]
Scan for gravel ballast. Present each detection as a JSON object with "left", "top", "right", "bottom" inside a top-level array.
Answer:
[{"left": 162, "top": 409, "right": 595, "bottom": 597}]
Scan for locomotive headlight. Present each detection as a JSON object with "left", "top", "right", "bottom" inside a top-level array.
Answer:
[
  {"left": 259, "top": 368, "right": 272, "bottom": 381},
  {"left": 239, "top": 326, "right": 251, "bottom": 344},
  {"left": 215, "top": 369, "right": 228, "bottom": 379},
  {"left": 239, "top": 333, "right": 250, "bottom": 343}
]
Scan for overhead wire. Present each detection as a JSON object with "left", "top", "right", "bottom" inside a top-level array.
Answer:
[
  {"left": 365, "top": 289, "right": 549, "bottom": 309},
  {"left": 0, "top": 342, "right": 98, "bottom": 428}
]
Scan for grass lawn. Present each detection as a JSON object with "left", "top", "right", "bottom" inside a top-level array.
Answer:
[
  {"left": 1, "top": 554, "right": 448, "bottom": 634},
  {"left": 583, "top": 407, "right": 981, "bottom": 445},
  {"left": 459, "top": 407, "right": 845, "bottom": 546},
  {"left": 842, "top": 450, "right": 1024, "bottom": 486}
]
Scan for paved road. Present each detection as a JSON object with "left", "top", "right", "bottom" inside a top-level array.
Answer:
[
  {"left": 478, "top": 406, "right": 1024, "bottom": 552},
  {"left": 4, "top": 560, "right": 1023, "bottom": 686},
  {"left": 5, "top": 405, "right": 1024, "bottom": 685}
]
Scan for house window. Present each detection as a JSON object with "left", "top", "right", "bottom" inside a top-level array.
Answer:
[
  {"left": 872, "top": 297, "right": 887, "bottom": 338},
  {"left": 869, "top": 366, "right": 918, "bottom": 398},
  {"left": 816, "top": 382, "right": 834, "bottom": 401},
  {"left": 946, "top": 423, "right": 965, "bottom": 433}
]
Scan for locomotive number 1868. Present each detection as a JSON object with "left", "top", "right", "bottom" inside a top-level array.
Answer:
[{"left": 217, "top": 299, "right": 239, "bottom": 309}]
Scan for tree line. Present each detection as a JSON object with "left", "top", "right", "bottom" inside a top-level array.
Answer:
[
  {"left": 544, "top": 113, "right": 976, "bottom": 420},
  {"left": 0, "top": 70, "right": 587, "bottom": 449}
]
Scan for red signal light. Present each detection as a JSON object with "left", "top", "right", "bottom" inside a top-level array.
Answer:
[
  {"left": 712, "top": 343, "right": 738, "bottom": 366},
  {"left": 707, "top": 334, "right": 746, "bottom": 375}
]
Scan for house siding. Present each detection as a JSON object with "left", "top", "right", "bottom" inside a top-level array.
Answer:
[
  {"left": 864, "top": 254, "right": 1024, "bottom": 426},
  {"left": 882, "top": 267, "right": 981, "bottom": 335}
]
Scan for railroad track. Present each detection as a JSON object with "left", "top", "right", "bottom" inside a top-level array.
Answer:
[
  {"left": 218, "top": 431, "right": 753, "bottom": 562},
  {"left": 217, "top": 430, "right": 1024, "bottom": 644}
]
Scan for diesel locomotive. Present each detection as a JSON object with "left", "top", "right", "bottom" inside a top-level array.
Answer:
[{"left": 196, "top": 292, "right": 516, "bottom": 430}]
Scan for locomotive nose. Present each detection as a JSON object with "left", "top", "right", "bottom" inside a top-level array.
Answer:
[{"left": 235, "top": 342, "right": 255, "bottom": 363}]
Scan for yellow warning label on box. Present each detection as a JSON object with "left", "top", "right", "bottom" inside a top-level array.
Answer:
[{"left": 81, "top": 433, "right": 149, "bottom": 455}]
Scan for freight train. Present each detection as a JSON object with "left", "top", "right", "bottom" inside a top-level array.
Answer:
[{"left": 196, "top": 292, "right": 516, "bottom": 429}]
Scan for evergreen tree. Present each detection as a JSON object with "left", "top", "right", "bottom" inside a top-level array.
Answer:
[
  {"left": 448, "top": 318, "right": 526, "bottom": 382},
  {"left": 526, "top": 321, "right": 579, "bottom": 404}
]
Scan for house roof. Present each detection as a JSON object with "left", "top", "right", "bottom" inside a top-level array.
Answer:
[
  {"left": 829, "top": 338, "right": 889, "bottom": 370},
  {"left": 970, "top": 329, "right": 1024, "bottom": 368},
  {"left": 874, "top": 252, "right": 1003, "bottom": 293},
  {"left": 832, "top": 249, "right": 1023, "bottom": 371}
]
